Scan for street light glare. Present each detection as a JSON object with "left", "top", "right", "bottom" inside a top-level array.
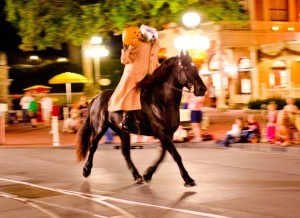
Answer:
[
  {"left": 174, "top": 35, "right": 189, "bottom": 51},
  {"left": 193, "top": 35, "right": 210, "bottom": 51},
  {"left": 29, "top": 55, "right": 39, "bottom": 60},
  {"left": 182, "top": 12, "right": 201, "bottom": 28},
  {"left": 84, "top": 47, "right": 109, "bottom": 58},
  {"left": 174, "top": 35, "right": 210, "bottom": 51},
  {"left": 90, "top": 36, "right": 102, "bottom": 45}
]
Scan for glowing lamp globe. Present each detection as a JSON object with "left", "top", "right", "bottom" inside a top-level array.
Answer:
[
  {"left": 91, "top": 36, "right": 102, "bottom": 45},
  {"left": 193, "top": 35, "right": 210, "bottom": 51},
  {"left": 174, "top": 35, "right": 189, "bottom": 51},
  {"left": 182, "top": 12, "right": 201, "bottom": 28}
]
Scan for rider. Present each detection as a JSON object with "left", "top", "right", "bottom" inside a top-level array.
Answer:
[{"left": 108, "top": 25, "right": 160, "bottom": 131}]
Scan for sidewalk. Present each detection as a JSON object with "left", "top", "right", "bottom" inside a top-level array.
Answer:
[{"left": 1, "top": 109, "right": 300, "bottom": 155}]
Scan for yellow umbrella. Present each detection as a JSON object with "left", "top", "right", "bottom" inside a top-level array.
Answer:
[{"left": 49, "top": 72, "right": 88, "bottom": 105}]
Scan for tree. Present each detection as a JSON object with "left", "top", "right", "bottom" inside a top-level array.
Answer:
[{"left": 5, "top": 0, "right": 247, "bottom": 51}]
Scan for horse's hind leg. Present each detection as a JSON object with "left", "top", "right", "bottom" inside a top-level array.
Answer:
[
  {"left": 161, "top": 138, "right": 196, "bottom": 187},
  {"left": 143, "top": 145, "right": 166, "bottom": 183},
  {"left": 120, "top": 132, "right": 143, "bottom": 184},
  {"left": 83, "top": 131, "right": 106, "bottom": 177}
]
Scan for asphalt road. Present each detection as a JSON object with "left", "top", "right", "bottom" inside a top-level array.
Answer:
[{"left": 0, "top": 146, "right": 300, "bottom": 218}]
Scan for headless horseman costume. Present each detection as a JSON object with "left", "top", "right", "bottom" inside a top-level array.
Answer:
[{"left": 108, "top": 25, "right": 160, "bottom": 131}]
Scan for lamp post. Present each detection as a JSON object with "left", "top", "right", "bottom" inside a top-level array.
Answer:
[{"left": 84, "top": 36, "right": 109, "bottom": 92}]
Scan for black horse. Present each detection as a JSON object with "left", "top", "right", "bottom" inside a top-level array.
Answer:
[{"left": 76, "top": 51, "right": 207, "bottom": 187}]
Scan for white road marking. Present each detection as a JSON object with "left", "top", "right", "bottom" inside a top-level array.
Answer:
[
  {"left": 0, "top": 177, "right": 231, "bottom": 218},
  {"left": 0, "top": 191, "right": 61, "bottom": 218}
]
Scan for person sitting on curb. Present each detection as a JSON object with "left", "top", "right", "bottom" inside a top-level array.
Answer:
[
  {"left": 239, "top": 115, "right": 261, "bottom": 143},
  {"left": 216, "top": 117, "right": 243, "bottom": 147},
  {"left": 275, "top": 110, "right": 300, "bottom": 146},
  {"left": 62, "top": 103, "right": 81, "bottom": 133}
]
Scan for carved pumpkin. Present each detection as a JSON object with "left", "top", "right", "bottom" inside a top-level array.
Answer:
[{"left": 122, "top": 26, "right": 142, "bottom": 46}]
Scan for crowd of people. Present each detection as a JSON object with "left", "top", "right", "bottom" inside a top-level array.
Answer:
[
  {"left": 11, "top": 89, "right": 300, "bottom": 148},
  {"left": 216, "top": 97, "right": 300, "bottom": 147},
  {"left": 16, "top": 91, "right": 89, "bottom": 134}
]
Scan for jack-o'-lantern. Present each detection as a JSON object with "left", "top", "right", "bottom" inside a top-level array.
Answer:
[{"left": 122, "top": 26, "right": 142, "bottom": 46}]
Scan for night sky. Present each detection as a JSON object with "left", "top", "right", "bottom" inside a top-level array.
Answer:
[
  {"left": 0, "top": 1, "right": 122, "bottom": 65},
  {"left": 0, "top": 0, "right": 21, "bottom": 56}
]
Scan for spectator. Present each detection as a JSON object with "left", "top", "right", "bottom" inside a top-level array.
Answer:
[
  {"left": 208, "top": 81, "right": 217, "bottom": 108},
  {"left": 283, "top": 96, "right": 300, "bottom": 131},
  {"left": 28, "top": 96, "right": 38, "bottom": 128},
  {"left": 19, "top": 91, "right": 33, "bottom": 124},
  {"left": 173, "top": 123, "right": 189, "bottom": 143},
  {"left": 62, "top": 103, "right": 81, "bottom": 133},
  {"left": 242, "top": 115, "right": 261, "bottom": 143},
  {"left": 275, "top": 110, "right": 300, "bottom": 146},
  {"left": 40, "top": 92, "right": 53, "bottom": 127},
  {"left": 9, "top": 95, "right": 21, "bottom": 123},
  {"left": 266, "top": 102, "right": 277, "bottom": 144},
  {"left": 216, "top": 117, "right": 243, "bottom": 147},
  {"left": 104, "top": 128, "right": 114, "bottom": 144},
  {"left": 78, "top": 95, "right": 88, "bottom": 110},
  {"left": 11, "top": 95, "right": 21, "bottom": 111},
  {"left": 187, "top": 93, "right": 204, "bottom": 142},
  {"left": 78, "top": 95, "right": 89, "bottom": 119}
]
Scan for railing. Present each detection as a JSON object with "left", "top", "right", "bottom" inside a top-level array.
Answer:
[
  {"left": 218, "top": 21, "right": 300, "bottom": 32},
  {"left": 219, "top": 21, "right": 251, "bottom": 31},
  {"left": 261, "top": 87, "right": 300, "bottom": 99}
]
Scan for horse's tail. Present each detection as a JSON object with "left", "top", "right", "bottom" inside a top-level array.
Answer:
[{"left": 76, "top": 100, "right": 94, "bottom": 162}]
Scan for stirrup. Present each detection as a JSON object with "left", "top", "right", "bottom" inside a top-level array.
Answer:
[{"left": 119, "top": 112, "right": 130, "bottom": 132}]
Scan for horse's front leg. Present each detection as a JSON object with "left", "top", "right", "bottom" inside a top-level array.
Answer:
[
  {"left": 143, "top": 145, "right": 166, "bottom": 183},
  {"left": 161, "top": 137, "right": 196, "bottom": 187},
  {"left": 120, "top": 132, "right": 143, "bottom": 184},
  {"left": 83, "top": 133, "right": 103, "bottom": 177}
]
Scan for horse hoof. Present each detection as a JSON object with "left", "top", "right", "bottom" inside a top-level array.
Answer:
[
  {"left": 135, "top": 177, "right": 144, "bottom": 184},
  {"left": 184, "top": 180, "right": 196, "bottom": 187},
  {"left": 83, "top": 167, "right": 91, "bottom": 178},
  {"left": 142, "top": 175, "right": 152, "bottom": 183}
]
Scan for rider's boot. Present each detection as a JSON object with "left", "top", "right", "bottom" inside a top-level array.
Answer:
[{"left": 120, "top": 111, "right": 130, "bottom": 132}]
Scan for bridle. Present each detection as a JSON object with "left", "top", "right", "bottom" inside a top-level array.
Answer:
[
  {"left": 165, "top": 83, "right": 194, "bottom": 93},
  {"left": 165, "top": 61, "right": 195, "bottom": 93}
]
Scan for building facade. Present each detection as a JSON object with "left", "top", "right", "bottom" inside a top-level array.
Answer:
[{"left": 159, "top": 0, "right": 300, "bottom": 108}]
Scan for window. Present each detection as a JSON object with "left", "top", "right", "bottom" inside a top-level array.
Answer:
[
  {"left": 269, "top": 60, "right": 288, "bottom": 87},
  {"left": 238, "top": 58, "right": 252, "bottom": 94},
  {"left": 269, "top": 70, "right": 288, "bottom": 87},
  {"left": 270, "top": 0, "right": 288, "bottom": 21}
]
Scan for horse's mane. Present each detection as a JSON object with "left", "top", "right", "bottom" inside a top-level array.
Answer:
[{"left": 137, "top": 56, "right": 179, "bottom": 88}]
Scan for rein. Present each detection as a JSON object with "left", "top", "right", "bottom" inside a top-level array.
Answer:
[{"left": 165, "top": 83, "right": 194, "bottom": 93}]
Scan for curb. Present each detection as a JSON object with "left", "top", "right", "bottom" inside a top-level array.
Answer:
[
  {"left": 230, "top": 143, "right": 300, "bottom": 155},
  {"left": 1, "top": 141, "right": 300, "bottom": 155},
  {"left": 175, "top": 142, "right": 300, "bottom": 155}
]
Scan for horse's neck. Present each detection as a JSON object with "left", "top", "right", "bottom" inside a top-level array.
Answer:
[{"left": 152, "top": 76, "right": 183, "bottom": 109}]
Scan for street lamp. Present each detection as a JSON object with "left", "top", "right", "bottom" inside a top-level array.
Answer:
[
  {"left": 182, "top": 12, "right": 201, "bottom": 28},
  {"left": 28, "top": 55, "right": 41, "bottom": 64},
  {"left": 174, "top": 12, "right": 210, "bottom": 66},
  {"left": 84, "top": 36, "right": 109, "bottom": 92}
]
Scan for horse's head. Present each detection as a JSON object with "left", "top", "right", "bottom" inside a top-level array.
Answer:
[{"left": 178, "top": 50, "right": 207, "bottom": 96}]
